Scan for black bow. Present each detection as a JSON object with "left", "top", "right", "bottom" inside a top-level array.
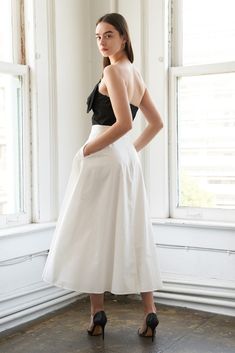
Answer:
[{"left": 86, "top": 80, "right": 101, "bottom": 113}]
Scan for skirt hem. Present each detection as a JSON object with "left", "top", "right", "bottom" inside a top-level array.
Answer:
[{"left": 42, "top": 277, "right": 163, "bottom": 295}]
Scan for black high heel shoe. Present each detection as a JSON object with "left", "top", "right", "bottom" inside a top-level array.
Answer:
[
  {"left": 87, "top": 310, "right": 107, "bottom": 340},
  {"left": 138, "top": 312, "right": 159, "bottom": 342}
]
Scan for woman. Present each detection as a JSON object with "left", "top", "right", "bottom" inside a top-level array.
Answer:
[{"left": 42, "top": 13, "right": 163, "bottom": 342}]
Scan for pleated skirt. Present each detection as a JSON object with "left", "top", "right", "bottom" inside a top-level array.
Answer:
[{"left": 42, "top": 124, "right": 162, "bottom": 294}]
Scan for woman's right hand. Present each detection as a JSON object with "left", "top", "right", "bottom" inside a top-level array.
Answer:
[{"left": 82, "top": 143, "right": 90, "bottom": 157}]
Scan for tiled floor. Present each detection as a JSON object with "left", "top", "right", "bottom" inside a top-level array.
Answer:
[{"left": 0, "top": 292, "right": 235, "bottom": 353}]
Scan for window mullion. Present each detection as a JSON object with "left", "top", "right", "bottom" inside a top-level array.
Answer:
[
  {"left": 11, "top": 0, "right": 25, "bottom": 64},
  {"left": 171, "top": 0, "right": 183, "bottom": 66}
]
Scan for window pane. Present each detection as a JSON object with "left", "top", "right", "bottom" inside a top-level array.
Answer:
[
  {"left": 0, "top": 73, "right": 24, "bottom": 215},
  {"left": 182, "top": 0, "right": 235, "bottom": 65},
  {"left": 177, "top": 73, "right": 235, "bottom": 209},
  {"left": 0, "top": 0, "right": 13, "bottom": 62}
]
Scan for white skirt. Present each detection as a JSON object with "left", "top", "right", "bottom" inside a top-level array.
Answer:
[{"left": 42, "top": 125, "right": 162, "bottom": 294}]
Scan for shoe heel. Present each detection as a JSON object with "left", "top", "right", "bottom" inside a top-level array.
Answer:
[
  {"left": 148, "top": 313, "right": 159, "bottom": 342},
  {"left": 102, "top": 325, "right": 105, "bottom": 340},
  {"left": 138, "top": 312, "right": 159, "bottom": 341},
  {"left": 150, "top": 327, "right": 155, "bottom": 342},
  {"left": 87, "top": 310, "right": 107, "bottom": 339}
]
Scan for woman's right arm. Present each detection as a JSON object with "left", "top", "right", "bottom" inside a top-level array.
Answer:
[{"left": 133, "top": 88, "right": 163, "bottom": 152}]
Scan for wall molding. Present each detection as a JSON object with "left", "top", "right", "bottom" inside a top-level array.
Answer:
[
  {"left": 0, "top": 250, "right": 48, "bottom": 266},
  {"left": 160, "top": 278, "right": 235, "bottom": 317},
  {"left": 0, "top": 283, "right": 85, "bottom": 333},
  {"left": 155, "top": 292, "right": 235, "bottom": 317},
  {"left": 130, "top": 277, "right": 235, "bottom": 317},
  {"left": 157, "top": 243, "right": 235, "bottom": 255}
]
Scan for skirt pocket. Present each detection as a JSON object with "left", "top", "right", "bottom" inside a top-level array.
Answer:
[{"left": 78, "top": 142, "right": 111, "bottom": 160}]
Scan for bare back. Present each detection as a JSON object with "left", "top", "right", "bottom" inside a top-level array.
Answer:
[{"left": 99, "top": 62, "right": 146, "bottom": 108}]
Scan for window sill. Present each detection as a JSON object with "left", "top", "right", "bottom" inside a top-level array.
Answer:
[
  {"left": 0, "top": 222, "right": 56, "bottom": 238},
  {"left": 152, "top": 218, "right": 235, "bottom": 231},
  {"left": 1, "top": 219, "right": 235, "bottom": 239}
]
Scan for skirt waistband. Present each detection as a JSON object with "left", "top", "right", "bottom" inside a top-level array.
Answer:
[
  {"left": 90, "top": 124, "right": 111, "bottom": 133},
  {"left": 88, "top": 124, "right": 132, "bottom": 142}
]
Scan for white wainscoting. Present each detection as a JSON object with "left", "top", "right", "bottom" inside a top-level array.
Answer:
[
  {"left": 152, "top": 221, "right": 235, "bottom": 316},
  {"left": 0, "top": 224, "right": 84, "bottom": 333}
]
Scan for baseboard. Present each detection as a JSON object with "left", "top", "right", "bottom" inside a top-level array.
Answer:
[
  {"left": 0, "top": 283, "right": 86, "bottom": 333},
  {"left": 155, "top": 291, "right": 235, "bottom": 316},
  {"left": 130, "top": 277, "right": 235, "bottom": 316},
  {"left": 130, "top": 275, "right": 235, "bottom": 316}
]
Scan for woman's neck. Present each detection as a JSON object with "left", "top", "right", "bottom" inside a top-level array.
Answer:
[{"left": 109, "top": 52, "right": 128, "bottom": 65}]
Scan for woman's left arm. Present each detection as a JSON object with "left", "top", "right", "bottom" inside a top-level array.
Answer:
[
  {"left": 132, "top": 88, "right": 164, "bottom": 152},
  {"left": 83, "top": 65, "right": 133, "bottom": 156}
]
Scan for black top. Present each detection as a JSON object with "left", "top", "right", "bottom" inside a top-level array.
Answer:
[{"left": 86, "top": 80, "right": 139, "bottom": 126}]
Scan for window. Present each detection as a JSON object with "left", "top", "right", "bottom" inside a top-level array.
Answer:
[
  {"left": 169, "top": 0, "right": 235, "bottom": 222},
  {"left": 0, "top": 1, "right": 30, "bottom": 228}
]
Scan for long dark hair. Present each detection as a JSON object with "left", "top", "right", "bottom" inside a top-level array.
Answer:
[{"left": 96, "top": 13, "right": 134, "bottom": 68}]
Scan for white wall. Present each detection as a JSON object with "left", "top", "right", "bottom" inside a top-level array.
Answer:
[
  {"left": 0, "top": 0, "right": 235, "bottom": 334},
  {"left": 56, "top": 0, "right": 92, "bottom": 204}
]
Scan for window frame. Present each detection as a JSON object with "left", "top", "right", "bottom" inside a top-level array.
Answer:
[
  {"left": 0, "top": 0, "right": 31, "bottom": 228},
  {"left": 0, "top": 0, "right": 58, "bottom": 230},
  {"left": 0, "top": 61, "right": 31, "bottom": 228},
  {"left": 169, "top": 0, "right": 235, "bottom": 223},
  {"left": 11, "top": 0, "right": 25, "bottom": 64}
]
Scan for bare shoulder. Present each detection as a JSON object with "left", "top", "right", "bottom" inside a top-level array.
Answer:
[
  {"left": 103, "top": 64, "right": 123, "bottom": 81},
  {"left": 103, "top": 65, "right": 126, "bottom": 93}
]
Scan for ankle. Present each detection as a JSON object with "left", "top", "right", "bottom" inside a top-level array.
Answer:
[
  {"left": 144, "top": 307, "right": 157, "bottom": 315},
  {"left": 91, "top": 308, "right": 105, "bottom": 316}
]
